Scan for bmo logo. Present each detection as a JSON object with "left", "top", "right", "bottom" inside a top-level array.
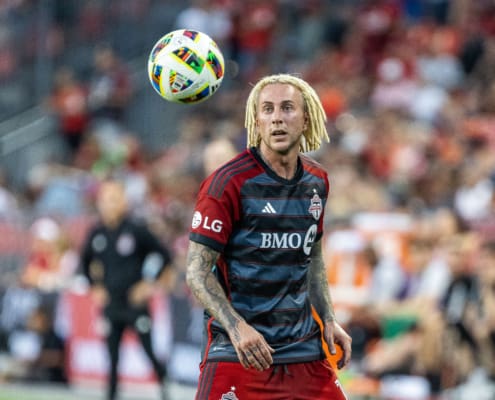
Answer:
[
  {"left": 260, "top": 224, "right": 317, "bottom": 255},
  {"left": 191, "top": 211, "right": 223, "bottom": 233}
]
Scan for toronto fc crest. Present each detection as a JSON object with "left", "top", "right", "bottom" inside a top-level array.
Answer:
[
  {"left": 220, "top": 387, "right": 239, "bottom": 400},
  {"left": 308, "top": 192, "right": 322, "bottom": 220}
]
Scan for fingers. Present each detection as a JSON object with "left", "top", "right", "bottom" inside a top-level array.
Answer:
[
  {"left": 337, "top": 343, "right": 351, "bottom": 369},
  {"left": 335, "top": 336, "right": 352, "bottom": 370},
  {"left": 324, "top": 320, "right": 352, "bottom": 370},
  {"left": 327, "top": 336, "right": 337, "bottom": 356},
  {"left": 241, "top": 344, "right": 274, "bottom": 371},
  {"left": 231, "top": 321, "right": 275, "bottom": 370}
]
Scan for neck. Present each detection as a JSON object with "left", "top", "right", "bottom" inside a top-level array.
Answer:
[
  {"left": 258, "top": 147, "right": 298, "bottom": 180},
  {"left": 102, "top": 216, "right": 124, "bottom": 229}
]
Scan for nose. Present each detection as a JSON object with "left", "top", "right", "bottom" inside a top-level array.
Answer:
[{"left": 271, "top": 107, "right": 283, "bottom": 124}]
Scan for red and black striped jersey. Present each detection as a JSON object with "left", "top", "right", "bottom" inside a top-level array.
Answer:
[{"left": 189, "top": 147, "right": 329, "bottom": 364}]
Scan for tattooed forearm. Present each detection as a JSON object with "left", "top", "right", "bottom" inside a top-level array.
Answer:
[
  {"left": 308, "top": 240, "right": 335, "bottom": 323},
  {"left": 186, "top": 241, "right": 244, "bottom": 333}
]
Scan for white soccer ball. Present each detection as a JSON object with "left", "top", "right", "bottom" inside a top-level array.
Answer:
[{"left": 147, "top": 29, "right": 225, "bottom": 104}]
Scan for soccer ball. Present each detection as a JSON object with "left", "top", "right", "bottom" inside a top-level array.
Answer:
[{"left": 147, "top": 29, "right": 225, "bottom": 104}]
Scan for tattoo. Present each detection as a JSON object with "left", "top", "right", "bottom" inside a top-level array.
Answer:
[
  {"left": 308, "top": 240, "right": 335, "bottom": 323},
  {"left": 186, "top": 241, "right": 243, "bottom": 334}
]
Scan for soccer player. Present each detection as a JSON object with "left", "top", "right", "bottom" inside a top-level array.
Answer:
[
  {"left": 186, "top": 74, "right": 352, "bottom": 399},
  {"left": 80, "top": 179, "right": 172, "bottom": 400}
]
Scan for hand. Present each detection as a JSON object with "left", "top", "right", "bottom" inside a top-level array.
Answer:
[
  {"left": 129, "top": 280, "right": 154, "bottom": 306},
  {"left": 229, "top": 320, "right": 275, "bottom": 371},
  {"left": 91, "top": 285, "right": 108, "bottom": 308},
  {"left": 324, "top": 319, "right": 352, "bottom": 369}
]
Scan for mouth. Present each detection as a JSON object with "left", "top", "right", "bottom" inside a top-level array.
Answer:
[{"left": 271, "top": 130, "right": 287, "bottom": 137}]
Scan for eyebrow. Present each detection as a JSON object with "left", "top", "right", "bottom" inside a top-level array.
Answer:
[{"left": 261, "top": 100, "right": 296, "bottom": 106}]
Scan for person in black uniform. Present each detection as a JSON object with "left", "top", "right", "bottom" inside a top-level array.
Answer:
[{"left": 80, "top": 179, "right": 172, "bottom": 400}]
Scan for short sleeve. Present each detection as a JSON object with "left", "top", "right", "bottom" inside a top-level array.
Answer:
[{"left": 189, "top": 174, "right": 239, "bottom": 252}]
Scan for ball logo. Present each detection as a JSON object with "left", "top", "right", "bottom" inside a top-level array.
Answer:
[{"left": 192, "top": 211, "right": 202, "bottom": 229}]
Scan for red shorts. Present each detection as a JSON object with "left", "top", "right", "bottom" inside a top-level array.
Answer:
[{"left": 195, "top": 359, "right": 348, "bottom": 400}]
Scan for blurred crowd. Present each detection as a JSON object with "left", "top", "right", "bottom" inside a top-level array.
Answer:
[{"left": 1, "top": 0, "right": 495, "bottom": 399}]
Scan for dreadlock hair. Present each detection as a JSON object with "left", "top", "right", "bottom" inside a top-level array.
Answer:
[{"left": 245, "top": 74, "right": 329, "bottom": 153}]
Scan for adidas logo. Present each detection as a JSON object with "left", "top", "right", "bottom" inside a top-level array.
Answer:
[{"left": 262, "top": 202, "right": 277, "bottom": 214}]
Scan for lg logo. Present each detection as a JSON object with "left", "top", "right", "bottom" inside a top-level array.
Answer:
[{"left": 191, "top": 211, "right": 224, "bottom": 233}]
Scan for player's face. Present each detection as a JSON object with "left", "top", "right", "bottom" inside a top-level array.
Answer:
[
  {"left": 96, "top": 181, "right": 128, "bottom": 227},
  {"left": 256, "top": 83, "right": 308, "bottom": 156}
]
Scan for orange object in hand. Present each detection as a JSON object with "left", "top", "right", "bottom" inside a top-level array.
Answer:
[{"left": 311, "top": 306, "right": 343, "bottom": 371}]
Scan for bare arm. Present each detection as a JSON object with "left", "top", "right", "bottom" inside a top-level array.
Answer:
[
  {"left": 185, "top": 240, "right": 274, "bottom": 370},
  {"left": 185, "top": 241, "right": 242, "bottom": 335},
  {"left": 308, "top": 239, "right": 352, "bottom": 369}
]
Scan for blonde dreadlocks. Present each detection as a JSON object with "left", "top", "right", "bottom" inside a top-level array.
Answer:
[{"left": 245, "top": 74, "right": 329, "bottom": 153}]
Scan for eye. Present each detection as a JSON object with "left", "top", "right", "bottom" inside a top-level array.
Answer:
[
  {"left": 282, "top": 103, "right": 295, "bottom": 111},
  {"left": 262, "top": 104, "right": 273, "bottom": 113}
]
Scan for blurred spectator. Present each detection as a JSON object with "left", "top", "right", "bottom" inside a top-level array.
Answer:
[
  {"left": 76, "top": 0, "right": 107, "bottom": 43},
  {"left": 232, "top": 0, "right": 278, "bottom": 79},
  {"left": 355, "top": 0, "right": 402, "bottom": 71},
  {"left": 409, "top": 77, "right": 448, "bottom": 124},
  {"left": 440, "top": 233, "right": 481, "bottom": 388},
  {"left": 23, "top": 306, "right": 67, "bottom": 384},
  {"left": 475, "top": 240, "right": 495, "bottom": 379},
  {"left": 87, "top": 44, "right": 133, "bottom": 123},
  {"left": 28, "top": 163, "right": 92, "bottom": 218},
  {"left": 291, "top": 1, "right": 328, "bottom": 62},
  {"left": 0, "top": 304, "right": 67, "bottom": 384},
  {"left": 174, "top": 0, "right": 233, "bottom": 57},
  {"left": 370, "top": 57, "right": 418, "bottom": 113},
  {"left": 470, "top": 37, "right": 495, "bottom": 113},
  {"left": 409, "top": 210, "right": 454, "bottom": 301},
  {"left": 367, "top": 238, "right": 407, "bottom": 306},
  {"left": 454, "top": 159, "right": 494, "bottom": 222},
  {"left": 45, "top": 66, "right": 90, "bottom": 155},
  {"left": 20, "top": 217, "right": 78, "bottom": 294},
  {"left": 416, "top": 26, "right": 464, "bottom": 91},
  {"left": 202, "top": 135, "right": 238, "bottom": 176},
  {"left": 0, "top": 19, "right": 17, "bottom": 82},
  {"left": 0, "top": 282, "right": 41, "bottom": 355}
]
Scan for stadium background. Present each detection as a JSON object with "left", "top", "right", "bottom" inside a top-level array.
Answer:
[{"left": 1, "top": 0, "right": 495, "bottom": 399}]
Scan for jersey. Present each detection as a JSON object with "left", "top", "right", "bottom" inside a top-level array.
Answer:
[
  {"left": 80, "top": 217, "right": 172, "bottom": 313},
  {"left": 189, "top": 147, "right": 329, "bottom": 364}
]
